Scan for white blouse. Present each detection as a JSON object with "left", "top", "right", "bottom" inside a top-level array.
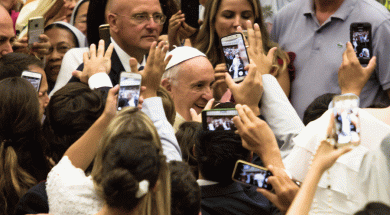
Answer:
[
  {"left": 46, "top": 156, "right": 104, "bottom": 215},
  {"left": 284, "top": 109, "right": 390, "bottom": 214}
]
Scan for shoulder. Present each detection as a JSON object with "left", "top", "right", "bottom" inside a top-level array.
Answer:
[{"left": 353, "top": 0, "right": 390, "bottom": 24}]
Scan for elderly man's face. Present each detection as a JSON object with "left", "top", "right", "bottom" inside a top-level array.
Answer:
[
  {"left": 170, "top": 57, "right": 215, "bottom": 121},
  {"left": 0, "top": 6, "right": 15, "bottom": 58},
  {"left": 108, "top": 0, "right": 163, "bottom": 57}
]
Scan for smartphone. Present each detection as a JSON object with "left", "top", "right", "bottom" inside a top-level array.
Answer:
[
  {"left": 201, "top": 108, "right": 238, "bottom": 131},
  {"left": 181, "top": 0, "right": 199, "bottom": 28},
  {"left": 221, "top": 33, "right": 250, "bottom": 83},
  {"left": 21, "top": 71, "right": 42, "bottom": 91},
  {"left": 232, "top": 160, "right": 273, "bottom": 190},
  {"left": 99, "top": 24, "right": 111, "bottom": 48},
  {"left": 28, "top": 16, "right": 44, "bottom": 47},
  {"left": 332, "top": 94, "right": 360, "bottom": 148},
  {"left": 350, "top": 23, "right": 372, "bottom": 64},
  {"left": 117, "top": 72, "right": 142, "bottom": 111}
]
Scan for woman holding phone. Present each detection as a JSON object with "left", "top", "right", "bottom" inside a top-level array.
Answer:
[{"left": 193, "top": 0, "right": 293, "bottom": 97}]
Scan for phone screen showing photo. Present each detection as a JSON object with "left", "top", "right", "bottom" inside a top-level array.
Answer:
[
  {"left": 203, "top": 109, "right": 238, "bottom": 131},
  {"left": 21, "top": 75, "right": 41, "bottom": 91},
  {"left": 333, "top": 98, "right": 360, "bottom": 146},
  {"left": 351, "top": 23, "right": 371, "bottom": 64},
  {"left": 221, "top": 33, "right": 250, "bottom": 82},
  {"left": 233, "top": 162, "right": 272, "bottom": 190},
  {"left": 117, "top": 76, "right": 141, "bottom": 111}
]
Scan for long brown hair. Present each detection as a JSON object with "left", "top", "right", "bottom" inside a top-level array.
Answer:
[
  {"left": 0, "top": 77, "right": 50, "bottom": 215},
  {"left": 194, "top": 0, "right": 288, "bottom": 72}
]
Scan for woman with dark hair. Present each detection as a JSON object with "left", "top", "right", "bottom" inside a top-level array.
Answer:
[
  {"left": 0, "top": 77, "right": 51, "bottom": 215},
  {"left": 44, "top": 21, "right": 86, "bottom": 93}
]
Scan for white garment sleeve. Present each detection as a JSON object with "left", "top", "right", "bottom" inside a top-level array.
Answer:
[
  {"left": 88, "top": 73, "right": 113, "bottom": 89},
  {"left": 141, "top": 97, "right": 182, "bottom": 162},
  {"left": 46, "top": 156, "right": 103, "bottom": 215},
  {"left": 260, "top": 74, "right": 304, "bottom": 159}
]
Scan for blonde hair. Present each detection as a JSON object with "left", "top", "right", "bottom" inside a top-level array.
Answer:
[
  {"left": 91, "top": 107, "right": 171, "bottom": 215},
  {"left": 157, "top": 86, "right": 176, "bottom": 126},
  {"left": 194, "top": 0, "right": 288, "bottom": 73}
]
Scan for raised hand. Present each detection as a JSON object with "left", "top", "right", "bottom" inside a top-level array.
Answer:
[
  {"left": 73, "top": 39, "right": 114, "bottom": 84},
  {"left": 225, "top": 63, "right": 263, "bottom": 115},
  {"left": 338, "top": 41, "right": 376, "bottom": 96},
  {"left": 233, "top": 104, "right": 283, "bottom": 168},
  {"left": 130, "top": 41, "right": 171, "bottom": 98},
  {"left": 238, "top": 20, "right": 277, "bottom": 75}
]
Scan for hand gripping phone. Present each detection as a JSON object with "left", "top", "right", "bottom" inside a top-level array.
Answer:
[
  {"left": 117, "top": 72, "right": 142, "bottom": 111},
  {"left": 21, "top": 70, "right": 42, "bottom": 91},
  {"left": 232, "top": 160, "right": 273, "bottom": 190},
  {"left": 332, "top": 94, "right": 360, "bottom": 148},
  {"left": 350, "top": 22, "right": 372, "bottom": 64},
  {"left": 221, "top": 32, "right": 250, "bottom": 83},
  {"left": 201, "top": 108, "right": 238, "bottom": 131}
]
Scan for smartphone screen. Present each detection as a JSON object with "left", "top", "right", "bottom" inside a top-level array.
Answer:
[
  {"left": 350, "top": 23, "right": 372, "bottom": 64},
  {"left": 202, "top": 108, "right": 238, "bottom": 131},
  {"left": 117, "top": 73, "right": 142, "bottom": 111},
  {"left": 28, "top": 17, "right": 44, "bottom": 46},
  {"left": 333, "top": 95, "right": 360, "bottom": 147},
  {"left": 21, "top": 71, "right": 42, "bottom": 91},
  {"left": 232, "top": 160, "right": 273, "bottom": 190},
  {"left": 221, "top": 33, "right": 250, "bottom": 82}
]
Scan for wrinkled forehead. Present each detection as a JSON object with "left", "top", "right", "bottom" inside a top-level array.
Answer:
[{"left": 111, "top": 0, "right": 162, "bottom": 14}]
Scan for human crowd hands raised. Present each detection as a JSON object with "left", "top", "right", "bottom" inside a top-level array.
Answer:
[
  {"left": 130, "top": 41, "right": 172, "bottom": 99},
  {"left": 238, "top": 20, "right": 277, "bottom": 75}
]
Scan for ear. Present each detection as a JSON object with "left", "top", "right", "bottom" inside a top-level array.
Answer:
[
  {"left": 107, "top": 13, "right": 119, "bottom": 33},
  {"left": 161, "top": 78, "right": 172, "bottom": 92}
]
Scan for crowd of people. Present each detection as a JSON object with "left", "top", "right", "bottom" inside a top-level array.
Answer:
[{"left": 1, "top": 0, "right": 390, "bottom": 214}]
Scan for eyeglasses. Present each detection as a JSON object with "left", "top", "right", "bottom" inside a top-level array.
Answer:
[
  {"left": 47, "top": 44, "right": 74, "bottom": 55},
  {"left": 114, "top": 13, "right": 167, "bottom": 25}
]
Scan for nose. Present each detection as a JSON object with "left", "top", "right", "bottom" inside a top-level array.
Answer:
[
  {"left": 48, "top": 48, "right": 62, "bottom": 61},
  {"left": 1, "top": 42, "right": 13, "bottom": 57},
  {"left": 233, "top": 15, "right": 242, "bottom": 28},
  {"left": 202, "top": 86, "right": 213, "bottom": 101},
  {"left": 145, "top": 18, "right": 159, "bottom": 30},
  {"left": 43, "top": 94, "right": 50, "bottom": 108}
]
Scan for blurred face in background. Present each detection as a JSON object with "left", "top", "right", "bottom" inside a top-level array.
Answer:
[{"left": 73, "top": 1, "right": 89, "bottom": 35}]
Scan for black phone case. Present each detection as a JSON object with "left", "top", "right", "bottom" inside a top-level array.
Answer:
[{"left": 181, "top": 0, "right": 199, "bottom": 28}]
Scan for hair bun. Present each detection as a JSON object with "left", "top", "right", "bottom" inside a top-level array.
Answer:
[{"left": 102, "top": 168, "right": 139, "bottom": 207}]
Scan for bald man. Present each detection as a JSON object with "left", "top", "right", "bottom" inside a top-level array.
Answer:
[
  {"left": 70, "top": 0, "right": 166, "bottom": 86},
  {"left": 0, "top": 5, "right": 15, "bottom": 57}
]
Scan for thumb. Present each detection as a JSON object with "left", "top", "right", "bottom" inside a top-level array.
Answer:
[
  {"left": 333, "top": 146, "right": 353, "bottom": 159},
  {"left": 129, "top": 58, "right": 139, "bottom": 74},
  {"left": 190, "top": 108, "right": 200, "bottom": 122},
  {"left": 204, "top": 98, "right": 215, "bottom": 110},
  {"left": 365, "top": 56, "right": 377, "bottom": 76},
  {"left": 225, "top": 72, "right": 236, "bottom": 90},
  {"left": 72, "top": 70, "right": 82, "bottom": 79},
  {"left": 267, "top": 47, "right": 278, "bottom": 59}
]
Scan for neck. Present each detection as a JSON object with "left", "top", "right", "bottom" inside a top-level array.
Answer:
[
  {"left": 314, "top": 0, "right": 344, "bottom": 25},
  {"left": 111, "top": 35, "right": 147, "bottom": 63},
  {"left": 314, "top": 0, "right": 344, "bottom": 13}
]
